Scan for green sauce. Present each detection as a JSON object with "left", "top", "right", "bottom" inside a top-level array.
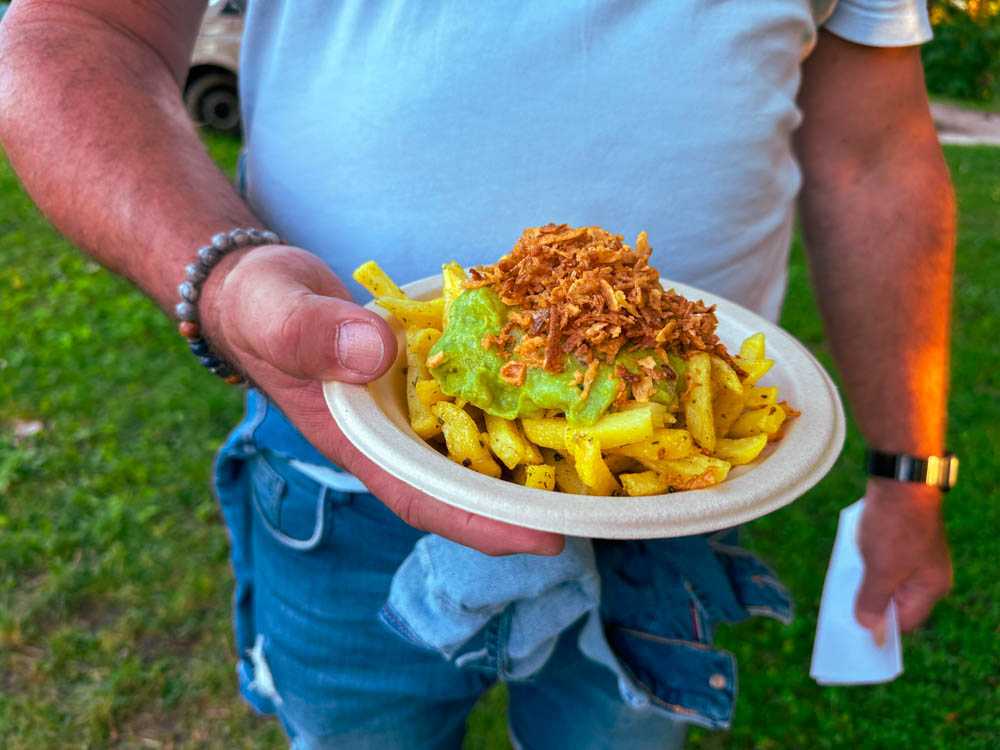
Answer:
[
  {"left": 615, "top": 349, "right": 683, "bottom": 410},
  {"left": 427, "top": 288, "right": 681, "bottom": 427}
]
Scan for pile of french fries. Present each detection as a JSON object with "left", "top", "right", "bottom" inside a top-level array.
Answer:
[{"left": 353, "top": 260, "right": 794, "bottom": 497}]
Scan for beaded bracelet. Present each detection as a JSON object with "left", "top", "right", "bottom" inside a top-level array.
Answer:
[{"left": 175, "top": 227, "right": 281, "bottom": 384}]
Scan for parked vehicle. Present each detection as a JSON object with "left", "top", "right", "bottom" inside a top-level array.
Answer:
[{"left": 185, "top": 1, "right": 244, "bottom": 134}]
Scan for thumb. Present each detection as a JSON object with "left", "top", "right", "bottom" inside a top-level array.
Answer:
[
  {"left": 270, "top": 292, "right": 398, "bottom": 383},
  {"left": 224, "top": 249, "right": 398, "bottom": 383},
  {"left": 854, "top": 572, "right": 893, "bottom": 646}
]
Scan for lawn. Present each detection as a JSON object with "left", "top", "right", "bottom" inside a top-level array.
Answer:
[{"left": 1, "top": 135, "right": 997, "bottom": 749}]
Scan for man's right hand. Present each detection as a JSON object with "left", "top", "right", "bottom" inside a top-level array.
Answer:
[{"left": 201, "top": 244, "right": 565, "bottom": 557}]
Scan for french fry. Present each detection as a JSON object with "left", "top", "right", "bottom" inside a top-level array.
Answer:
[
  {"left": 432, "top": 402, "right": 501, "bottom": 477},
  {"left": 521, "top": 417, "right": 567, "bottom": 450},
  {"left": 352, "top": 260, "right": 406, "bottom": 299},
  {"left": 406, "top": 328, "right": 441, "bottom": 377},
  {"left": 514, "top": 464, "right": 556, "bottom": 490},
  {"left": 739, "top": 332, "right": 766, "bottom": 361},
  {"left": 713, "top": 400, "right": 743, "bottom": 439},
  {"left": 734, "top": 356, "right": 774, "bottom": 388},
  {"left": 620, "top": 471, "right": 671, "bottom": 497},
  {"left": 545, "top": 450, "right": 591, "bottom": 495},
  {"left": 406, "top": 399, "right": 440, "bottom": 439},
  {"left": 579, "top": 407, "right": 655, "bottom": 448},
  {"left": 637, "top": 455, "right": 731, "bottom": 490},
  {"left": 414, "top": 378, "right": 450, "bottom": 409},
  {"left": 485, "top": 413, "right": 531, "bottom": 470},
  {"left": 713, "top": 434, "right": 769, "bottom": 465},
  {"left": 566, "top": 432, "right": 619, "bottom": 495},
  {"left": 521, "top": 439, "right": 545, "bottom": 465},
  {"left": 728, "top": 404, "right": 786, "bottom": 438},
  {"left": 441, "top": 262, "right": 467, "bottom": 326},
  {"left": 617, "top": 400, "right": 674, "bottom": 427},
  {"left": 405, "top": 328, "right": 443, "bottom": 438},
  {"left": 376, "top": 296, "right": 445, "bottom": 330},
  {"left": 710, "top": 355, "right": 744, "bottom": 437},
  {"left": 710, "top": 355, "right": 743, "bottom": 393},
  {"left": 604, "top": 453, "right": 643, "bottom": 475},
  {"left": 683, "top": 352, "right": 715, "bottom": 452},
  {"left": 744, "top": 385, "right": 778, "bottom": 409},
  {"left": 606, "top": 428, "right": 693, "bottom": 462},
  {"left": 768, "top": 401, "right": 801, "bottom": 442},
  {"left": 523, "top": 406, "right": 654, "bottom": 456}
]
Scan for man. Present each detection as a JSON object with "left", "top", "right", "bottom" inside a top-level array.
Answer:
[{"left": 0, "top": 1, "right": 955, "bottom": 748}]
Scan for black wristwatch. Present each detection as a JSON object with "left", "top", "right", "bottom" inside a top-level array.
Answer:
[{"left": 866, "top": 449, "right": 959, "bottom": 492}]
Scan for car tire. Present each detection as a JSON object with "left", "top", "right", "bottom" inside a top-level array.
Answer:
[{"left": 185, "top": 71, "right": 241, "bottom": 135}]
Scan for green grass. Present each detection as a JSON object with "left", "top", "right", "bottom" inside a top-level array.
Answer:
[{"left": 1, "top": 135, "right": 998, "bottom": 748}]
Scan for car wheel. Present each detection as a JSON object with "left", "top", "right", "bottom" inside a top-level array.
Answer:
[{"left": 185, "top": 71, "right": 240, "bottom": 135}]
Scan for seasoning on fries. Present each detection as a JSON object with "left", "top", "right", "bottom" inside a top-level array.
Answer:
[{"left": 351, "top": 224, "right": 799, "bottom": 496}]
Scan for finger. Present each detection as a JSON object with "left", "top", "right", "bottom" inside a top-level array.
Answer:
[
  {"left": 234, "top": 263, "right": 398, "bottom": 383},
  {"left": 895, "top": 590, "right": 936, "bottom": 633},
  {"left": 386, "top": 479, "right": 566, "bottom": 557},
  {"left": 855, "top": 571, "right": 895, "bottom": 644},
  {"left": 895, "top": 573, "right": 951, "bottom": 632}
]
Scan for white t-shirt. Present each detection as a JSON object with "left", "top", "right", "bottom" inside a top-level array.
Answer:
[
  {"left": 240, "top": 0, "right": 929, "bottom": 324},
  {"left": 237, "top": 0, "right": 930, "bottom": 490}
]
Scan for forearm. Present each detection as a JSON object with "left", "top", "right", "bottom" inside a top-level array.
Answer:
[
  {"left": 0, "top": 2, "right": 260, "bottom": 314},
  {"left": 798, "top": 143, "right": 955, "bottom": 463},
  {"left": 795, "top": 35, "right": 955, "bottom": 631}
]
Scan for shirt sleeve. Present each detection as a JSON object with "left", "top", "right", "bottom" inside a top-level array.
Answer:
[{"left": 822, "top": 0, "right": 933, "bottom": 47}]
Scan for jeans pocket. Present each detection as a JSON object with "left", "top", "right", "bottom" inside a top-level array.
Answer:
[
  {"left": 249, "top": 452, "right": 331, "bottom": 552},
  {"left": 708, "top": 535, "right": 794, "bottom": 625},
  {"left": 604, "top": 625, "right": 738, "bottom": 731}
]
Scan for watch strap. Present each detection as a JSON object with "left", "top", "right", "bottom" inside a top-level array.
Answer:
[{"left": 866, "top": 449, "right": 958, "bottom": 492}]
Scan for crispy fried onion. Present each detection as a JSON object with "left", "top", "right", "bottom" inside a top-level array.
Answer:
[
  {"left": 499, "top": 360, "right": 527, "bottom": 387},
  {"left": 467, "top": 224, "right": 734, "bottom": 373}
]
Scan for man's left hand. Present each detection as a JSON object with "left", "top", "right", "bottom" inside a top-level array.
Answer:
[{"left": 855, "top": 478, "right": 952, "bottom": 641}]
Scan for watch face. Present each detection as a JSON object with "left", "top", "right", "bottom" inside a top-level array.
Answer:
[
  {"left": 941, "top": 455, "right": 959, "bottom": 489},
  {"left": 924, "top": 454, "right": 959, "bottom": 490}
]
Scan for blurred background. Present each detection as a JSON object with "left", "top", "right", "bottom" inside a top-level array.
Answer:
[{"left": 1, "top": 1, "right": 997, "bottom": 748}]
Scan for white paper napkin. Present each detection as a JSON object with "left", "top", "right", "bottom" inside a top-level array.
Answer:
[{"left": 810, "top": 498, "right": 903, "bottom": 685}]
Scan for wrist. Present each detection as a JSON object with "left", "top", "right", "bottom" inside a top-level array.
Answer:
[
  {"left": 866, "top": 476, "right": 943, "bottom": 510},
  {"left": 197, "top": 245, "right": 261, "bottom": 363},
  {"left": 861, "top": 431, "right": 945, "bottom": 460},
  {"left": 175, "top": 229, "right": 283, "bottom": 383}
]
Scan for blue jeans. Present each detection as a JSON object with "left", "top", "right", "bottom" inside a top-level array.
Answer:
[{"left": 213, "top": 391, "right": 792, "bottom": 749}]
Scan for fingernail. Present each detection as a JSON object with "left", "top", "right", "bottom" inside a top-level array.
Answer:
[
  {"left": 336, "top": 320, "right": 385, "bottom": 376},
  {"left": 871, "top": 619, "right": 886, "bottom": 647}
]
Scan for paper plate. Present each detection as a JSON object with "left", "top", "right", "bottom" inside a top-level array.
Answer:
[{"left": 324, "top": 275, "right": 845, "bottom": 538}]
